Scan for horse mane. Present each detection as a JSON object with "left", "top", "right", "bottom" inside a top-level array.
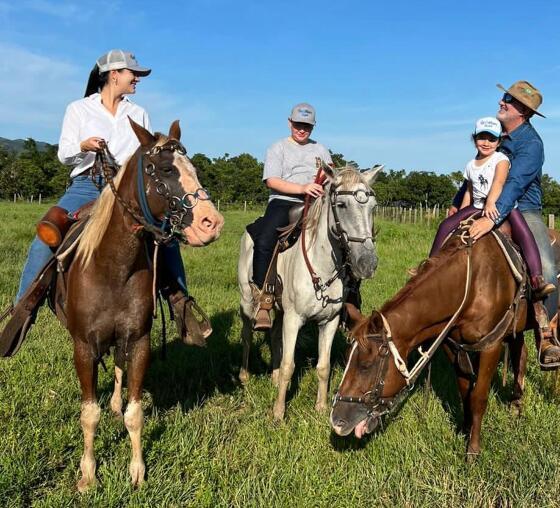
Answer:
[
  {"left": 303, "top": 166, "right": 370, "bottom": 243},
  {"left": 381, "top": 238, "right": 464, "bottom": 314},
  {"left": 76, "top": 133, "right": 168, "bottom": 268}
]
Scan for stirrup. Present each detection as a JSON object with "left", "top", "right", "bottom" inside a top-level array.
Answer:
[
  {"left": 538, "top": 340, "right": 560, "bottom": 370},
  {"left": 183, "top": 297, "right": 212, "bottom": 347},
  {"left": 170, "top": 294, "right": 212, "bottom": 347}
]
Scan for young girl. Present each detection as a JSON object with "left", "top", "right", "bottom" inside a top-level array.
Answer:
[{"left": 430, "top": 116, "right": 554, "bottom": 300}]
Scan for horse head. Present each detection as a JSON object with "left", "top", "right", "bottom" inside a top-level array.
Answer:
[
  {"left": 321, "top": 163, "right": 383, "bottom": 279},
  {"left": 330, "top": 309, "right": 408, "bottom": 438},
  {"left": 129, "top": 118, "right": 224, "bottom": 246}
]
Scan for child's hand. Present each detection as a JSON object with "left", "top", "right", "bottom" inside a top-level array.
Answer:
[
  {"left": 302, "top": 183, "right": 324, "bottom": 198},
  {"left": 483, "top": 201, "right": 499, "bottom": 221}
]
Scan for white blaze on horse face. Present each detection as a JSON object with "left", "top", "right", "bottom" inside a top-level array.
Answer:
[
  {"left": 173, "top": 152, "right": 224, "bottom": 246},
  {"left": 338, "top": 342, "right": 358, "bottom": 393}
]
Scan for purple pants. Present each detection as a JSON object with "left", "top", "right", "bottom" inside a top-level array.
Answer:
[{"left": 430, "top": 205, "right": 543, "bottom": 278}]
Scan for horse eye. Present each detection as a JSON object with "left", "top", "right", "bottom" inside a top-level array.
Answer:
[{"left": 159, "top": 165, "right": 174, "bottom": 174}]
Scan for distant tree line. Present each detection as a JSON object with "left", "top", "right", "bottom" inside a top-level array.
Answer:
[{"left": 1, "top": 138, "right": 559, "bottom": 215}]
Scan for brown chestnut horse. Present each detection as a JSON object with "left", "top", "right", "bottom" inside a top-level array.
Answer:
[
  {"left": 65, "top": 119, "right": 223, "bottom": 491},
  {"left": 331, "top": 230, "right": 559, "bottom": 459}
]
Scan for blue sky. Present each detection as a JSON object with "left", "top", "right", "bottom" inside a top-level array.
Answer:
[{"left": 1, "top": 0, "right": 559, "bottom": 179}]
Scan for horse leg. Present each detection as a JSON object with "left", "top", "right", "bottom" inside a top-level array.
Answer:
[
  {"left": 466, "top": 346, "right": 502, "bottom": 462},
  {"left": 443, "top": 345, "right": 473, "bottom": 435},
  {"left": 509, "top": 334, "right": 527, "bottom": 417},
  {"left": 273, "top": 312, "right": 302, "bottom": 421},
  {"left": 239, "top": 309, "right": 253, "bottom": 384},
  {"left": 270, "top": 311, "right": 283, "bottom": 387},
  {"left": 315, "top": 317, "right": 339, "bottom": 412},
  {"left": 110, "top": 365, "right": 124, "bottom": 419},
  {"left": 124, "top": 335, "right": 150, "bottom": 487},
  {"left": 73, "top": 340, "right": 100, "bottom": 493}
]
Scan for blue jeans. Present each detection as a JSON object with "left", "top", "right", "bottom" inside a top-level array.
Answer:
[
  {"left": 522, "top": 209, "right": 559, "bottom": 317},
  {"left": 16, "top": 175, "right": 188, "bottom": 301}
]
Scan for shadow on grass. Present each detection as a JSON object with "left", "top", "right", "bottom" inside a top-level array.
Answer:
[{"left": 142, "top": 309, "right": 242, "bottom": 412}]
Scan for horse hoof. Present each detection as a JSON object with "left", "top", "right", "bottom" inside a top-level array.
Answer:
[
  {"left": 315, "top": 401, "right": 328, "bottom": 413},
  {"left": 272, "top": 405, "right": 285, "bottom": 422},
  {"left": 77, "top": 476, "right": 97, "bottom": 493},
  {"left": 111, "top": 410, "right": 124, "bottom": 421},
  {"left": 129, "top": 461, "right": 145, "bottom": 487},
  {"left": 466, "top": 451, "right": 479, "bottom": 464},
  {"left": 510, "top": 402, "right": 522, "bottom": 418},
  {"left": 239, "top": 369, "right": 250, "bottom": 385}
]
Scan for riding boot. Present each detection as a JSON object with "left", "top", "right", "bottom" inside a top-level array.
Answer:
[
  {"left": 250, "top": 282, "right": 273, "bottom": 331},
  {"left": 534, "top": 301, "right": 560, "bottom": 370},
  {"left": 167, "top": 290, "right": 212, "bottom": 347},
  {"left": 530, "top": 275, "right": 556, "bottom": 301}
]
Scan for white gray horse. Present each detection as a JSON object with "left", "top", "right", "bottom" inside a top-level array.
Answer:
[{"left": 238, "top": 164, "right": 382, "bottom": 420}]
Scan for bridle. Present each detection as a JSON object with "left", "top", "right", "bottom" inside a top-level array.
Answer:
[
  {"left": 96, "top": 139, "right": 211, "bottom": 245},
  {"left": 302, "top": 163, "right": 377, "bottom": 293},
  {"left": 333, "top": 234, "right": 475, "bottom": 421},
  {"left": 332, "top": 316, "right": 413, "bottom": 420}
]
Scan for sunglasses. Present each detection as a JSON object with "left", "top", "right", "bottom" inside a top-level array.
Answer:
[{"left": 502, "top": 93, "right": 517, "bottom": 104}]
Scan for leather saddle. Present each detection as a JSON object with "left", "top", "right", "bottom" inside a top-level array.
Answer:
[{"left": 0, "top": 203, "right": 94, "bottom": 357}]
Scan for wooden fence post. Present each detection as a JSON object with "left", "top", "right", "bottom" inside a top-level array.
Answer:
[
  {"left": 217, "top": 199, "right": 220, "bottom": 212},
  {"left": 549, "top": 214, "right": 555, "bottom": 230}
]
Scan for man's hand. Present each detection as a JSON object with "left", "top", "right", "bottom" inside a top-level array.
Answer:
[
  {"left": 469, "top": 216, "right": 495, "bottom": 241},
  {"left": 301, "top": 182, "right": 324, "bottom": 198}
]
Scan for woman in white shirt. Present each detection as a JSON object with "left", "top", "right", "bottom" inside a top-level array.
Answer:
[{"left": 16, "top": 49, "right": 152, "bottom": 301}]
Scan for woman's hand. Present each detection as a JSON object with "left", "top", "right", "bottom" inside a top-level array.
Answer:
[
  {"left": 301, "top": 182, "right": 324, "bottom": 198},
  {"left": 469, "top": 216, "right": 495, "bottom": 241},
  {"left": 79, "top": 137, "right": 105, "bottom": 152},
  {"left": 483, "top": 201, "right": 499, "bottom": 221}
]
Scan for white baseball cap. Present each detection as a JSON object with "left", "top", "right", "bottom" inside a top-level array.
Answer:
[
  {"left": 474, "top": 117, "right": 502, "bottom": 138},
  {"left": 96, "top": 49, "right": 151, "bottom": 76}
]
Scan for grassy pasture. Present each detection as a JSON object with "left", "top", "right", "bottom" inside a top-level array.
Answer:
[{"left": 1, "top": 202, "right": 560, "bottom": 507}]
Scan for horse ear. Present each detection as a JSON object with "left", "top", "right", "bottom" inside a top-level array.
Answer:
[
  {"left": 168, "top": 120, "right": 181, "bottom": 141},
  {"left": 369, "top": 310, "right": 384, "bottom": 334},
  {"left": 320, "top": 160, "right": 339, "bottom": 182},
  {"left": 361, "top": 164, "right": 384, "bottom": 186},
  {"left": 128, "top": 116, "right": 156, "bottom": 147},
  {"left": 345, "top": 303, "right": 365, "bottom": 328}
]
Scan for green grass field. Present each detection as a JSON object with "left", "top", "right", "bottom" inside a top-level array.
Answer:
[{"left": 1, "top": 202, "right": 560, "bottom": 507}]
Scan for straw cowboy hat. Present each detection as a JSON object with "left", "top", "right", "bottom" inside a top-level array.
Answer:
[{"left": 497, "top": 80, "right": 545, "bottom": 118}]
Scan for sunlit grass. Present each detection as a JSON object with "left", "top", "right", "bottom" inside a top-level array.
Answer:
[{"left": 1, "top": 202, "right": 560, "bottom": 506}]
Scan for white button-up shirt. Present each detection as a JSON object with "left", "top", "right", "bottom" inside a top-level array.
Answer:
[{"left": 57, "top": 93, "right": 152, "bottom": 177}]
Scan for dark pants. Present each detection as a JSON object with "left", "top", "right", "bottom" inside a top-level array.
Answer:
[
  {"left": 250, "top": 199, "right": 295, "bottom": 289},
  {"left": 431, "top": 205, "right": 544, "bottom": 282}
]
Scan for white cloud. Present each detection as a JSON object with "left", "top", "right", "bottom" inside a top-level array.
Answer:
[{"left": 0, "top": 43, "right": 83, "bottom": 140}]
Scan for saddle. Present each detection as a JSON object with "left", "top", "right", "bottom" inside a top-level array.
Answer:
[
  {"left": 0, "top": 203, "right": 94, "bottom": 357},
  {"left": 246, "top": 203, "right": 305, "bottom": 305}
]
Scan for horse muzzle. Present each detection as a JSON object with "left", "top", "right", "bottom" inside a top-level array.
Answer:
[
  {"left": 184, "top": 207, "right": 224, "bottom": 246},
  {"left": 350, "top": 251, "right": 378, "bottom": 280}
]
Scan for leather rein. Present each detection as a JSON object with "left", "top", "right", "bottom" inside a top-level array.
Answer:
[{"left": 301, "top": 161, "right": 376, "bottom": 293}]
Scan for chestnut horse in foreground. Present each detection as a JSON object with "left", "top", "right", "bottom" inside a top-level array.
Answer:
[
  {"left": 66, "top": 120, "right": 223, "bottom": 490},
  {"left": 331, "top": 229, "right": 559, "bottom": 459}
]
